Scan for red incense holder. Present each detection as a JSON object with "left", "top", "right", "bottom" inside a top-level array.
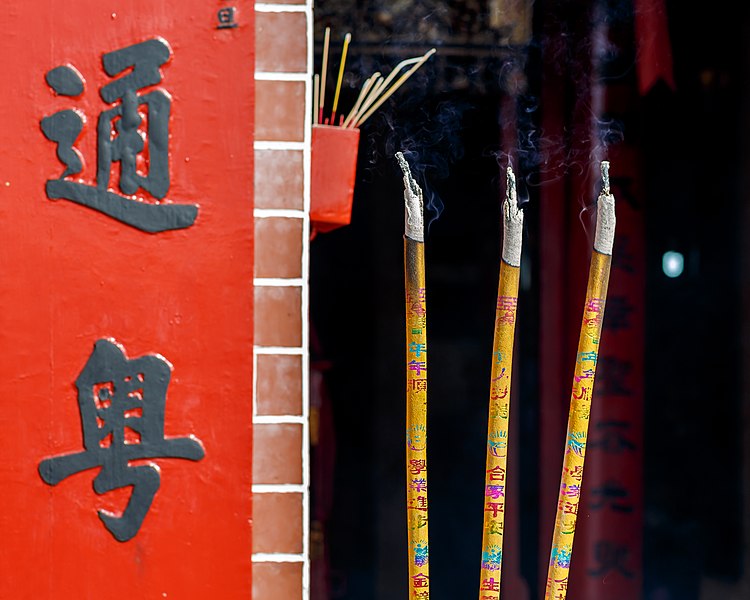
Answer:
[{"left": 311, "top": 124, "right": 360, "bottom": 234}]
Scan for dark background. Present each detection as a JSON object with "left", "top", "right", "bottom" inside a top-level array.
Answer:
[{"left": 309, "top": 1, "right": 750, "bottom": 598}]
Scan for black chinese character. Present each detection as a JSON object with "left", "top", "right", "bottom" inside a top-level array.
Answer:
[
  {"left": 41, "top": 38, "right": 198, "bottom": 233},
  {"left": 589, "top": 480, "right": 634, "bottom": 513},
  {"left": 38, "top": 339, "right": 204, "bottom": 542},
  {"left": 587, "top": 540, "right": 635, "bottom": 579},
  {"left": 602, "top": 295, "right": 635, "bottom": 332},
  {"left": 589, "top": 420, "right": 637, "bottom": 454},
  {"left": 217, "top": 7, "right": 239, "bottom": 29},
  {"left": 596, "top": 356, "right": 634, "bottom": 396},
  {"left": 612, "top": 235, "right": 637, "bottom": 274}
]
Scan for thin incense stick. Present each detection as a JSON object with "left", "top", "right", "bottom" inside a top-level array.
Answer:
[
  {"left": 398, "top": 151, "right": 430, "bottom": 599},
  {"left": 354, "top": 49, "right": 436, "bottom": 127},
  {"left": 478, "top": 166, "right": 524, "bottom": 599},
  {"left": 362, "top": 58, "right": 416, "bottom": 103},
  {"left": 349, "top": 54, "right": 424, "bottom": 127},
  {"left": 544, "top": 161, "right": 616, "bottom": 600},
  {"left": 330, "top": 32, "right": 351, "bottom": 124},
  {"left": 313, "top": 74, "right": 320, "bottom": 126},
  {"left": 346, "top": 74, "right": 388, "bottom": 127},
  {"left": 342, "top": 73, "right": 380, "bottom": 128},
  {"left": 319, "top": 27, "right": 331, "bottom": 125}
]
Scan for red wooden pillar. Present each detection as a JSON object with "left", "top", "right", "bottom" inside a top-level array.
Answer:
[
  {"left": 538, "top": 16, "right": 580, "bottom": 590},
  {"left": 538, "top": 2, "right": 645, "bottom": 597},
  {"left": 570, "top": 142, "right": 645, "bottom": 597},
  {"left": 0, "top": 2, "right": 255, "bottom": 597}
]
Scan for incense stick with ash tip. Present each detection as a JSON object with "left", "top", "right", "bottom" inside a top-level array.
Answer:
[
  {"left": 544, "top": 161, "right": 616, "bottom": 600},
  {"left": 398, "top": 152, "right": 431, "bottom": 599},
  {"left": 478, "top": 166, "right": 524, "bottom": 599}
]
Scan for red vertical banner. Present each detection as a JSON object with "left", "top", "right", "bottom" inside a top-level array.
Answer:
[
  {"left": 0, "top": 2, "right": 254, "bottom": 597},
  {"left": 570, "top": 144, "right": 645, "bottom": 597},
  {"left": 537, "top": 30, "right": 576, "bottom": 590},
  {"left": 538, "top": 3, "right": 646, "bottom": 595}
]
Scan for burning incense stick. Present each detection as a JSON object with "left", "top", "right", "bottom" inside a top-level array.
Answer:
[
  {"left": 478, "top": 166, "right": 523, "bottom": 599},
  {"left": 544, "top": 161, "right": 616, "bottom": 600},
  {"left": 398, "top": 151, "right": 430, "bottom": 598},
  {"left": 331, "top": 33, "right": 351, "bottom": 124},
  {"left": 318, "top": 27, "right": 331, "bottom": 124}
]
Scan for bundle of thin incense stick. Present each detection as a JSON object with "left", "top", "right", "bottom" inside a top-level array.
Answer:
[
  {"left": 398, "top": 152, "right": 431, "bottom": 599},
  {"left": 315, "top": 28, "right": 436, "bottom": 128},
  {"left": 544, "top": 161, "right": 616, "bottom": 600},
  {"left": 478, "top": 165, "right": 524, "bottom": 600}
]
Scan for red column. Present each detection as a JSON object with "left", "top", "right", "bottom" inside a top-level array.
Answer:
[
  {"left": 538, "top": 4, "right": 645, "bottom": 596},
  {"left": 570, "top": 143, "right": 645, "bottom": 598},
  {"left": 0, "top": 2, "right": 254, "bottom": 597}
]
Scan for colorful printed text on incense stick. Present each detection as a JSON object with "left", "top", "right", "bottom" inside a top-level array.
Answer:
[
  {"left": 545, "top": 253, "right": 612, "bottom": 599},
  {"left": 479, "top": 166, "right": 523, "bottom": 600},
  {"left": 545, "top": 162, "right": 615, "bottom": 600},
  {"left": 479, "top": 274, "right": 519, "bottom": 598},
  {"left": 402, "top": 151, "right": 429, "bottom": 599},
  {"left": 406, "top": 268, "right": 429, "bottom": 597}
]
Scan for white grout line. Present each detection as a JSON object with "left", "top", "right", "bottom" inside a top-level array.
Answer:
[
  {"left": 254, "top": 209, "right": 305, "bottom": 218},
  {"left": 254, "top": 415, "right": 306, "bottom": 425},
  {"left": 254, "top": 278, "right": 304, "bottom": 287},
  {"left": 254, "top": 346, "right": 304, "bottom": 355},
  {"left": 252, "top": 484, "right": 305, "bottom": 494},
  {"left": 255, "top": 72, "right": 308, "bottom": 82},
  {"left": 254, "top": 141, "right": 305, "bottom": 151},
  {"left": 253, "top": 350, "right": 259, "bottom": 419},
  {"left": 255, "top": 3, "right": 307, "bottom": 12},
  {"left": 301, "top": 3, "right": 313, "bottom": 599},
  {"left": 253, "top": 208, "right": 305, "bottom": 219},
  {"left": 252, "top": 553, "right": 306, "bottom": 563}
]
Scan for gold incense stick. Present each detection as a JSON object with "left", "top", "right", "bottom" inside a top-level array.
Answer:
[
  {"left": 544, "top": 161, "right": 616, "bottom": 600},
  {"left": 331, "top": 33, "right": 352, "bottom": 122},
  {"left": 398, "top": 152, "right": 430, "bottom": 598},
  {"left": 319, "top": 27, "right": 331, "bottom": 123},
  {"left": 352, "top": 49, "right": 436, "bottom": 128},
  {"left": 478, "top": 166, "right": 523, "bottom": 599}
]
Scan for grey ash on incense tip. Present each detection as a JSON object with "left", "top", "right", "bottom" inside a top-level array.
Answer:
[
  {"left": 502, "top": 165, "right": 524, "bottom": 267},
  {"left": 594, "top": 160, "right": 616, "bottom": 255},
  {"left": 397, "top": 152, "right": 424, "bottom": 242}
]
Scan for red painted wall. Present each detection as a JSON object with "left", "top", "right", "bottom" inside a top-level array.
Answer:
[{"left": 0, "top": 2, "right": 254, "bottom": 597}]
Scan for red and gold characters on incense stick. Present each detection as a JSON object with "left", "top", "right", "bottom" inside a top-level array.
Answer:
[
  {"left": 479, "top": 166, "right": 523, "bottom": 600},
  {"left": 399, "top": 152, "right": 430, "bottom": 599},
  {"left": 545, "top": 162, "right": 616, "bottom": 600}
]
